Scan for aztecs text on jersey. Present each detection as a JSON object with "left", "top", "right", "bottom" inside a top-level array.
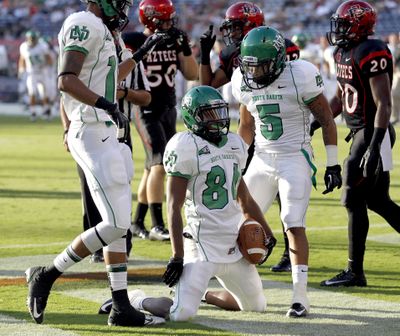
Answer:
[
  {"left": 133, "top": 32, "right": 180, "bottom": 109},
  {"left": 219, "top": 38, "right": 300, "bottom": 80},
  {"left": 232, "top": 59, "right": 324, "bottom": 153},
  {"left": 163, "top": 131, "right": 248, "bottom": 263},
  {"left": 334, "top": 39, "right": 393, "bottom": 129}
]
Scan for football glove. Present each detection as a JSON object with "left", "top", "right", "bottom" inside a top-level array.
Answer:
[
  {"left": 199, "top": 25, "right": 216, "bottom": 65},
  {"left": 258, "top": 235, "right": 277, "bottom": 265},
  {"left": 322, "top": 164, "right": 342, "bottom": 194},
  {"left": 95, "top": 97, "right": 130, "bottom": 142},
  {"left": 168, "top": 27, "right": 192, "bottom": 56},
  {"left": 162, "top": 257, "right": 184, "bottom": 287},
  {"left": 359, "top": 127, "right": 385, "bottom": 178},
  {"left": 360, "top": 146, "right": 381, "bottom": 178},
  {"left": 132, "top": 33, "right": 165, "bottom": 63}
]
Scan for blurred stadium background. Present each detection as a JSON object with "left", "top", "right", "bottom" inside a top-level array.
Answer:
[{"left": 0, "top": 0, "right": 400, "bottom": 104}]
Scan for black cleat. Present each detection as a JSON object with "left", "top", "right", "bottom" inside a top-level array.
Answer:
[
  {"left": 286, "top": 303, "right": 308, "bottom": 318},
  {"left": 270, "top": 256, "right": 291, "bottom": 272},
  {"left": 98, "top": 298, "right": 112, "bottom": 315},
  {"left": 25, "top": 266, "right": 53, "bottom": 324},
  {"left": 131, "top": 224, "right": 150, "bottom": 240},
  {"left": 149, "top": 226, "right": 170, "bottom": 241},
  {"left": 108, "top": 305, "right": 147, "bottom": 326},
  {"left": 320, "top": 269, "right": 367, "bottom": 287},
  {"left": 89, "top": 250, "right": 104, "bottom": 263}
]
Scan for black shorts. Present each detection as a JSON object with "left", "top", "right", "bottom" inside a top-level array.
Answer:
[
  {"left": 132, "top": 106, "right": 177, "bottom": 169},
  {"left": 341, "top": 128, "right": 391, "bottom": 207}
]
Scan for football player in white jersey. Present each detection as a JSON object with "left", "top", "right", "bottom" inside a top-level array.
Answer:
[
  {"left": 18, "top": 30, "right": 53, "bottom": 121},
  {"left": 232, "top": 27, "right": 342, "bottom": 318},
  {"left": 24, "top": 0, "right": 164, "bottom": 327},
  {"left": 97, "top": 86, "right": 277, "bottom": 321}
]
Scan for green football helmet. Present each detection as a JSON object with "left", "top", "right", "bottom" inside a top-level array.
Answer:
[
  {"left": 181, "top": 86, "right": 230, "bottom": 144},
  {"left": 25, "top": 30, "right": 39, "bottom": 47},
  {"left": 239, "top": 26, "right": 286, "bottom": 89},
  {"left": 291, "top": 33, "right": 309, "bottom": 49},
  {"left": 83, "top": 0, "right": 132, "bottom": 31}
]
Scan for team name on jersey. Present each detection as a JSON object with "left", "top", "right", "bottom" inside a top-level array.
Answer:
[
  {"left": 336, "top": 63, "right": 353, "bottom": 79},
  {"left": 146, "top": 50, "right": 177, "bottom": 63},
  {"left": 210, "top": 154, "right": 235, "bottom": 163},
  {"left": 252, "top": 94, "right": 283, "bottom": 102}
]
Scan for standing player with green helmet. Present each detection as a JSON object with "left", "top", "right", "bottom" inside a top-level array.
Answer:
[{"left": 232, "top": 26, "right": 342, "bottom": 317}]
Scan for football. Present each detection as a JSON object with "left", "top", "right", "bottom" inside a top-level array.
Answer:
[{"left": 237, "top": 218, "right": 267, "bottom": 264}]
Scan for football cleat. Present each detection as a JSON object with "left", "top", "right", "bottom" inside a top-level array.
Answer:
[
  {"left": 98, "top": 298, "right": 112, "bottom": 315},
  {"left": 320, "top": 269, "right": 367, "bottom": 287},
  {"left": 25, "top": 266, "right": 53, "bottom": 324},
  {"left": 149, "top": 226, "right": 170, "bottom": 241},
  {"left": 132, "top": 224, "right": 150, "bottom": 240},
  {"left": 89, "top": 250, "right": 104, "bottom": 264},
  {"left": 286, "top": 303, "right": 308, "bottom": 318},
  {"left": 270, "top": 255, "right": 291, "bottom": 272},
  {"left": 108, "top": 305, "right": 146, "bottom": 327},
  {"left": 144, "top": 314, "right": 166, "bottom": 326}
]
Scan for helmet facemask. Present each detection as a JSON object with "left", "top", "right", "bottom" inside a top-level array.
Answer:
[
  {"left": 97, "top": 0, "right": 132, "bottom": 31},
  {"left": 220, "top": 19, "right": 245, "bottom": 46},
  {"left": 195, "top": 103, "right": 230, "bottom": 144}
]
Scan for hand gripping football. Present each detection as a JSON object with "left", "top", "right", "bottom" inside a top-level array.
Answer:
[{"left": 237, "top": 218, "right": 268, "bottom": 264}]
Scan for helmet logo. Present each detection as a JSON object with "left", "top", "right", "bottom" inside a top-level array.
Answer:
[
  {"left": 182, "top": 96, "right": 192, "bottom": 107},
  {"left": 240, "top": 3, "right": 256, "bottom": 16},
  {"left": 273, "top": 34, "right": 285, "bottom": 52},
  {"left": 143, "top": 5, "right": 162, "bottom": 19},
  {"left": 348, "top": 4, "right": 371, "bottom": 19}
]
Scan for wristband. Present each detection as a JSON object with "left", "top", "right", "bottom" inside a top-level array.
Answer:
[
  {"left": 121, "top": 87, "right": 128, "bottom": 99},
  {"left": 369, "top": 127, "right": 386, "bottom": 149},
  {"left": 200, "top": 51, "right": 211, "bottom": 65},
  {"left": 95, "top": 96, "right": 114, "bottom": 111},
  {"left": 64, "top": 129, "right": 69, "bottom": 135},
  {"left": 325, "top": 145, "right": 338, "bottom": 167}
]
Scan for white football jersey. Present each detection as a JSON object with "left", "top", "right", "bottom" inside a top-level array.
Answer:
[
  {"left": 58, "top": 11, "right": 117, "bottom": 122},
  {"left": 163, "top": 131, "right": 248, "bottom": 263},
  {"left": 19, "top": 40, "right": 49, "bottom": 75},
  {"left": 232, "top": 59, "right": 324, "bottom": 153}
]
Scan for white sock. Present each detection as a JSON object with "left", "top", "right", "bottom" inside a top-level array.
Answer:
[
  {"left": 53, "top": 245, "right": 83, "bottom": 272},
  {"left": 107, "top": 263, "right": 128, "bottom": 292},
  {"left": 291, "top": 264, "right": 309, "bottom": 310}
]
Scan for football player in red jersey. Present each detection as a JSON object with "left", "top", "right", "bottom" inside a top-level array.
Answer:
[
  {"left": 200, "top": 1, "right": 299, "bottom": 273},
  {"left": 200, "top": 1, "right": 299, "bottom": 88},
  {"left": 126, "top": 0, "right": 198, "bottom": 242},
  {"left": 319, "top": 0, "right": 400, "bottom": 287}
]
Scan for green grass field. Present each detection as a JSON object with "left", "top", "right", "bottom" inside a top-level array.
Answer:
[{"left": 0, "top": 115, "right": 399, "bottom": 336}]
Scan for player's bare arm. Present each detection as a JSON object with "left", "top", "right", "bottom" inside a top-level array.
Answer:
[
  {"left": 178, "top": 53, "right": 198, "bottom": 81},
  {"left": 58, "top": 50, "right": 100, "bottom": 106},
  {"left": 200, "top": 66, "right": 229, "bottom": 88},
  {"left": 370, "top": 73, "right": 392, "bottom": 128},
  {"left": 308, "top": 93, "right": 338, "bottom": 147},
  {"left": 329, "top": 85, "right": 343, "bottom": 118},
  {"left": 237, "top": 104, "right": 255, "bottom": 146},
  {"left": 166, "top": 175, "right": 187, "bottom": 259}
]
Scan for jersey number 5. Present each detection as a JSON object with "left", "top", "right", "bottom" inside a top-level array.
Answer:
[{"left": 256, "top": 103, "right": 283, "bottom": 140}]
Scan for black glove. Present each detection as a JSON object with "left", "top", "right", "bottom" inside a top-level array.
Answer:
[
  {"left": 322, "top": 164, "right": 342, "bottom": 194},
  {"left": 162, "top": 257, "right": 184, "bottom": 287},
  {"left": 132, "top": 33, "right": 165, "bottom": 63},
  {"left": 95, "top": 96, "right": 130, "bottom": 142},
  {"left": 168, "top": 27, "right": 192, "bottom": 56},
  {"left": 199, "top": 25, "right": 216, "bottom": 65},
  {"left": 360, "top": 146, "right": 381, "bottom": 178},
  {"left": 309, "top": 120, "right": 321, "bottom": 137},
  {"left": 359, "top": 127, "right": 385, "bottom": 178},
  {"left": 258, "top": 236, "right": 277, "bottom": 265}
]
